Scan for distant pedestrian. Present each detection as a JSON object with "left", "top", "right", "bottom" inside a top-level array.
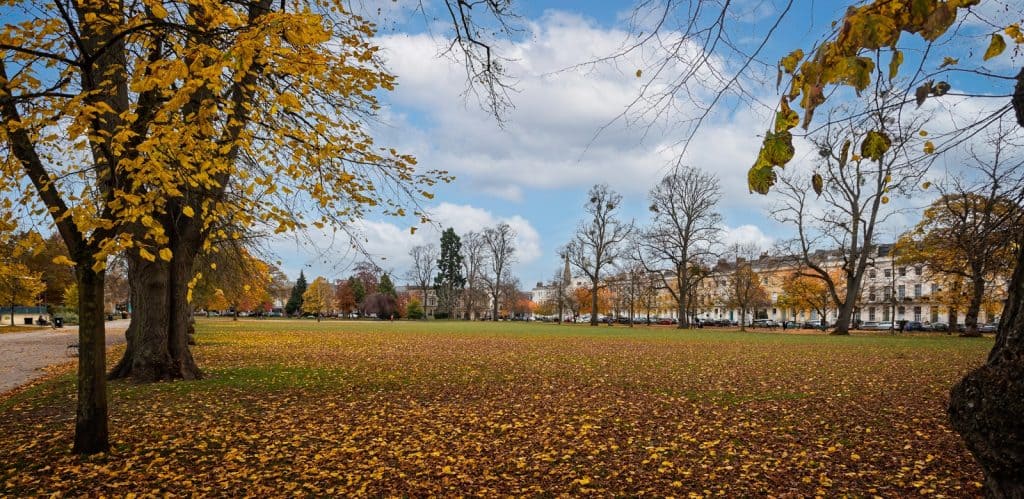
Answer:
[{"left": 782, "top": 321, "right": 787, "bottom": 331}]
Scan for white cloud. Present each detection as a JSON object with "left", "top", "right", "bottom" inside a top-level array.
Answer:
[
  {"left": 721, "top": 224, "right": 774, "bottom": 251},
  {"left": 373, "top": 11, "right": 758, "bottom": 203},
  {"left": 267, "top": 202, "right": 542, "bottom": 282}
]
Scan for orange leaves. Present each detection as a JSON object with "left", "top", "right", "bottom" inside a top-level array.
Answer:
[{"left": 0, "top": 321, "right": 993, "bottom": 495}]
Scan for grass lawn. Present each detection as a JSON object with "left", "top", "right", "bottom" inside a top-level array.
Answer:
[{"left": 0, "top": 319, "right": 992, "bottom": 496}]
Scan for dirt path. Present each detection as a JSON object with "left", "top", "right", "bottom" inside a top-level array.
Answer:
[{"left": 0, "top": 319, "right": 129, "bottom": 393}]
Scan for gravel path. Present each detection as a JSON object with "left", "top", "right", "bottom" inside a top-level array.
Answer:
[{"left": 0, "top": 319, "right": 129, "bottom": 394}]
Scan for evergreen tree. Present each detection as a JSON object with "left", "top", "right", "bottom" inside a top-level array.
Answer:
[
  {"left": 379, "top": 273, "right": 397, "bottom": 298},
  {"left": 285, "top": 271, "right": 307, "bottom": 316},
  {"left": 434, "top": 228, "right": 466, "bottom": 318},
  {"left": 350, "top": 276, "right": 366, "bottom": 306}
]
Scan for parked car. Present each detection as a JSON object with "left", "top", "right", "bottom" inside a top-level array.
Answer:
[
  {"left": 801, "top": 320, "right": 822, "bottom": 329},
  {"left": 782, "top": 320, "right": 798, "bottom": 329},
  {"left": 928, "top": 322, "right": 949, "bottom": 332},
  {"left": 979, "top": 323, "right": 998, "bottom": 333},
  {"left": 905, "top": 321, "right": 926, "bottom": 331},
  {"left": 751, "top": 319, "right": 778, "bottom": 328}
]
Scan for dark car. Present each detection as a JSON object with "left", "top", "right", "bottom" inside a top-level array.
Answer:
[
  {"left": 782, "top": 320, "right": 798, "bottom": 329},
  {"left": 615, "top": 316, "right": 631, "bottom": 324},
  {"left": 979, "top": 323, "right": 998, "bottom": 333},
  {"left": 905, "top": 321, "right": 926, "bottom": 331},
  {"left": 928, "top": 322, "right": 949, "bottom": 332},
  {"left": 802, "top": 320, "right": 822, "bottom": 329}
]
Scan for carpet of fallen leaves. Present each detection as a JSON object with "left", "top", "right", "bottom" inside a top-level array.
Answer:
[{"left": 0, "top": 320, "right": 993, "bottom": 496}]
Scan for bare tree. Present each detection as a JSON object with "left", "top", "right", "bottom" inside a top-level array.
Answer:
[
  {"left": 637, "top": 167, "right": 721, "bottom": 328},
  {"left": 405, "top": 244, "right": 438, "bottom": 316},
  {"left": 567, "top": 184, "right": 633, "bottom": 326},
  {"left": 482, "top": 223, "right": 516, "bottom": 321},
  {"left": 771, "top": 89, "right": 930, "bottom": 335},
  {"left": 460, "top": 230, "right": 489, "bottom": 320}
]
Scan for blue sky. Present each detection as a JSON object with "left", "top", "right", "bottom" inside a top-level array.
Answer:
[{"left": 224, "top": 1, "right": 1024, "bottom": 285}]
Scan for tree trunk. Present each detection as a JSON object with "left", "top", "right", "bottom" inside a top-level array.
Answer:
[
  {"left": 109, "top": 246, "right": 201, "bottom": 382},
  {"left": 949, "top": 239, "right": 1024, "bottom": 497},
  {"left": 677, "top": 267, "right": 688, "bottom": 329},
  {"left": 962, "top": 277, "right": 985, "bottom": 337},
  {"left": 73, "top": 261, "right": 109, "bottom": 454},
  {"left": 590, "top": 281, "right": 599, "bottom": 326},
  {"left": 739, "top": 306, "right": 746, "bottom": 331},
  {"left": 831, "top": 296, "right": 855, "bottom": 335}
]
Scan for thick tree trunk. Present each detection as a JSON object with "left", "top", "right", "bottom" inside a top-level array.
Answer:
[
  {"left": 949, "top": 237, "right": 1024, "bottom": 497},
  {"left": 109, "top": 247, "right": 200, "bottom": 382},
  {"left": 73, "top": 262, "right": 109, "bottom": 454},
  {"left": 831, "top": 297, "right": 855, "bottom": 336},
  {"left": 962, "top": 277, "right": 985, "bottom": 337},
  {"left": 590, "top": 281, "right": 599, "bottom": 326}
]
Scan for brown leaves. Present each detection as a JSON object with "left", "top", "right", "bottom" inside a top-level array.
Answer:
[{"left": 0, "top": 321, "right": 992, "bottom": 495}]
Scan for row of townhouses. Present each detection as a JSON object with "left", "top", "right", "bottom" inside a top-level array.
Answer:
[{"left": 529, "top": 243, "right": 1007, "bottom": 326}]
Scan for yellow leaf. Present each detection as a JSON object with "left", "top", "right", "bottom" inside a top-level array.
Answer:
[
  {"left": 984, "top": 33, "right": 1006, "bottom": 60},
  {"left": 150, "top": 3, "right": 168, "bottom": 19},
  {"left": 159, "top": 248, "right": 173, "bottom": 261},
  {"left": 210, "top": 263, "right": 218, "bottom": 270},
  {"left": 139, "top": 248, "right": 156, "bottom": 262},
  {"left": 881, "top": 195, "right": 890, "bottom": 204},
  {"left": 52, "top": 255, "right": 75, "bottom": 267},
  {"left": 923, "top": 141, "right": 935, "bottom": 154},
  {"left": 182, "top": 206, "right": 195, "bottom": 217}
]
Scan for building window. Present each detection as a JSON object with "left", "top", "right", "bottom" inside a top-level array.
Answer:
[
  {"left": 883, "top": 308, "right": 890, "bottom": 321},
  {"left": 884, "top": 268, "right": 892, "bottom": 278},
  {"left": 914, "top": 284, "right": 922, "bottom": 298},
  {"left": 869, "top": 307, "right": 876, "bottom": 321},
  {"left": 868, "top": 286, "right": 876, "bottom": 302},
  {"left": 914, "top": 306, "right": 922, "bottom": 321},
  {"left": 915, "top": 266, "right": 922, "bottom": 276},
  {"left": 931, "top": 283, "right": 939, "bottom": 295},
  {"left": 883, "top": 288, "right": 892, "bottom": 301},
  {"left": 899, "top": 267, "right": 907, "bottom": 277},
  {"left": 869, "top": 269, "right": 877, "bottom": 279},
  {"left": 930, "top": 307, "right": 939, "bottom": 323},
  {"left": 897, "top": 306, "right": 905, "bottom": 318},
  {"left": 897, "top": 285, "right": 905, "bottom": 299}
]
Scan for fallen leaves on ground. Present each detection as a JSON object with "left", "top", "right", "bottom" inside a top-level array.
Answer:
[{"left": 0, "top": 321, "right": 990, "bottom": 496}]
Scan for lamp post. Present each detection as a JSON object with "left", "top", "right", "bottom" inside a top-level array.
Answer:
[{"left": 558, "top": 252, "right": 570, "bottom": 325}]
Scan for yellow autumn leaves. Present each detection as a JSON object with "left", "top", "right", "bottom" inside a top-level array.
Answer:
[{"left": 0, "top": 322, "right": 993, "bottom": 495}]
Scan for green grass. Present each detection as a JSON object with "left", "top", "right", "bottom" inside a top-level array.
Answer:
[{"left": 0, "top": 318, "right": 994, "bottom": 496}]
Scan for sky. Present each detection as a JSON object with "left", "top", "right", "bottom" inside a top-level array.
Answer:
[{"left": 245, "top": 1, "right": 1023, "bottom": 286}]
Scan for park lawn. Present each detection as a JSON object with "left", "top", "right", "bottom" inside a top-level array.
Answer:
[{"left": 0, "top": 319, "right": 993, "bottom": 496}]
